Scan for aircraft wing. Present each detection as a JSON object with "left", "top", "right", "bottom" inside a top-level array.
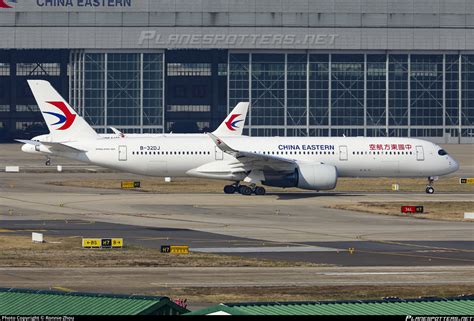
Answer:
[
  {"left": 207, "top": 133, "right": 296, "bottom": 172},
  {"left": 15, "top": 139, "right": 87, "bottom": 153}
]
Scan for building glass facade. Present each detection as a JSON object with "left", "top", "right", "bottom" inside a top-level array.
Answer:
[
  {"left": 228, "top": 52, "right": 474, "bottom": 142},
  {"left": 70, "top": 51, "right": 164, "bottom": 134}
]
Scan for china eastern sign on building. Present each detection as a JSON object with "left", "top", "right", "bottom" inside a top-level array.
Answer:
[{"left": 36, "top": 0, "right": 132, "bottom": 7}]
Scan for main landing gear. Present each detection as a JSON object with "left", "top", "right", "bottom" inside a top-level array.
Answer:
[
  {"left": 425, "top": 176, "right": 435, "bottom": 194},
  {"left": 223, "top": 183, "right": 266, "bottom": 196}
]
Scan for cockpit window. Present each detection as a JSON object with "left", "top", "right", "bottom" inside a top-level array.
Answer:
[{"left": 438, "top": 149, "right": 448, "bottom": 156}]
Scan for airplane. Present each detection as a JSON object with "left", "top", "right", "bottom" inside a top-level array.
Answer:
[{"left": 18, "top": 80, "right": 459, "bottom": 195}]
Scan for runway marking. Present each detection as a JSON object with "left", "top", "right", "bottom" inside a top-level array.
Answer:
[
  {"left": 135, "top": 237, "right": 288, "bottom": 246},
  {"left": 346, "top": 249, "right": 474, "bottom": 264},
  {"left": 321, "top": 272, "right": 451, "bottom": 276},
  {"left": 52, "top": 286, "right": 75, "bottom": 292},
  {"left": 150, "top": 280, "right": 474, "bottom": 287},
  {"left": 191, "top": 246, "right": 339, "bottom": 253},
  {"left": 356, "top": 236, "right": 474, "bottom": 253},
  {"left": 0, "top": 228, "right": 47, "bottom": 232}
]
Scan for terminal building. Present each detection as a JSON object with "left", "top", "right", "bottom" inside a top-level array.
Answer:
[{"left": 0, "top": 0, "right": 473, "bottom": 143}]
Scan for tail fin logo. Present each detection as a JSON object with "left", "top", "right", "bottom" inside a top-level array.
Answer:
[
  {"left": 225, "top": 114, "right": 243, "bottom": 131},
  {"left": 42, "top": 101, "right": 76, "bottom": 130},
  {"left": 0, "top": 0, "right": 15, "bottom": 9}
]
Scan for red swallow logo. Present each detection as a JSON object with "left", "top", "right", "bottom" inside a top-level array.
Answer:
[
  {"left": 225, "top": 114, "right": 243, "bottom": 131},
  {"left": 0, "top": 0, "right": 14, "bottom": 9},
  {"left": 42, "top": 101, "right": 76, "bottom": 130}
]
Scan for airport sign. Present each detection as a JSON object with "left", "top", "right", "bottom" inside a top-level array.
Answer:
[
  {"left": 401, "top": 206, "right": 424, "bottom": 214},
  {"left": 161, "top": 245, "right": 189, "bottom": 254},
  {"left": 459, "top": 178, "right": 474, "bottom": 184},
  {"left": 121, "top": 181, "right": 140, "bottom": 189},
  {"left": 82, "top": 238, "right": 123, "bottom": 249}
]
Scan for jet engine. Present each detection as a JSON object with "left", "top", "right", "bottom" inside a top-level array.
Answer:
[{"left": 262, "top": 163, "right": 338, "bottom": 191}]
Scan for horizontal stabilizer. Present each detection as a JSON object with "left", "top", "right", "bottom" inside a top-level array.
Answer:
[
  {"left": 15, "top": 139, "right": 42, "bottom": 146},
  {"left": 16, "top": 139, "right": 87, "bottom": 153}
]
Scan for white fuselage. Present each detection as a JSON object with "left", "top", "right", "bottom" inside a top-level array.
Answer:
[{"left": 29, "top": 135, "right": 459, "bottom": 179}]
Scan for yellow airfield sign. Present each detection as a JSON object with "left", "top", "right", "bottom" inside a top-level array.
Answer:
[
  {"left": 460, "top": 178, "right": 474, "bottom": 184},
  {"left": 161, "top": 245, "right": 189, "bottom": 254},
  {"left": 82, "top": 238, "right": 123, "bottom": 249}
]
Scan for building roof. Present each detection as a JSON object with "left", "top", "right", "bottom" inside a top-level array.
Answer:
[
  {"left": 0, "top": 288, "right": 189, "bottom": 316},
  {"left": 186, "top": 296, "right": 474, "bottom": 315}
]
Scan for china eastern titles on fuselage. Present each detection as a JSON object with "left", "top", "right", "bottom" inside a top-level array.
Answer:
[{"left": 36, "top": 0, "right": 132, "bottom": 7}]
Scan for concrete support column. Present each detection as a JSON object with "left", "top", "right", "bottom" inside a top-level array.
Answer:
[
  {"left": 60, "top": 50, "right": 69, "bottom": 101},
  {"left": 211, "top": 50, "right": 220, "bottom": 131},
  {"left": 9, "top": 49, "right": 17, "bottom": 137}
]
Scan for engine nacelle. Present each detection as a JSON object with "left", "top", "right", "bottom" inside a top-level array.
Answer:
[
  {"left": 297, "top": 163, "right": 337, "bottom": 190},
  {"left": 263, "top": 163, "right": 338, "bottom": 191}
]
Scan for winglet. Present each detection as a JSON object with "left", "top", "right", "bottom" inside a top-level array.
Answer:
[
  {"left": 212, "top": 102, "right": 249, "bottom": 136},
  {"left": 207, "top": 133, "right": 238, "bottom": 157}
]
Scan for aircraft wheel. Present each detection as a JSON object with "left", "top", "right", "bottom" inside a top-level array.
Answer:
[
  {"left": 254, "top": 186, "right": 266, "bottom": 196},
  {"left": 239, "top": 185, "right": 253, "bottom": 196},
  {"left": 223, "top": 185, "right": 236, "bottom": 194},
  {"left": 425, "top": 186, "right": 435, "bottom": 194},
  {"left": 45, "top": 159, "right": 51, "bottom": 166}
]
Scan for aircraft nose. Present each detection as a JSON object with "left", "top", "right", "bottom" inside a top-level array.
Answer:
[
  {"left": 21, "top": 144, "right": 29, "bottom": 152},
  {"left": 450, "top": 157, "right": 459, "bottom": 172}
]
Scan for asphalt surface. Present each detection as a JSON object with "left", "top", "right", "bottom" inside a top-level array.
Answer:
[
  {"left": 0, "top": 143, "right": 472, "bottom": 298},
  {"left": 1, "top": 219, "right": 472, "bottom": 267}
]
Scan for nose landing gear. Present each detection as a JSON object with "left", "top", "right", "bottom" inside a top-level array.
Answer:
[
  {"left": 425, "top": 177, "right": 435, "bottom": 194},
  {"left": 45, "top": 157, "right": 51, "bottom": 166},
  {"left": 223, "top": 183, "right": 266, "bottom": 196}
]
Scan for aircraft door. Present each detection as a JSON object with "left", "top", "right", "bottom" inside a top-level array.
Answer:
[
  {"left": 215, "top": 146, "right": 224, "bottom": 160},
  {"left": 339, "top": 145, "right": 348, "bottom": 161},
  {"left": 415, "top": 145, "right": 424, "bottom": 161},
  {"left": 118, "top": 145, "right": 127, "bottom": 161}
]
